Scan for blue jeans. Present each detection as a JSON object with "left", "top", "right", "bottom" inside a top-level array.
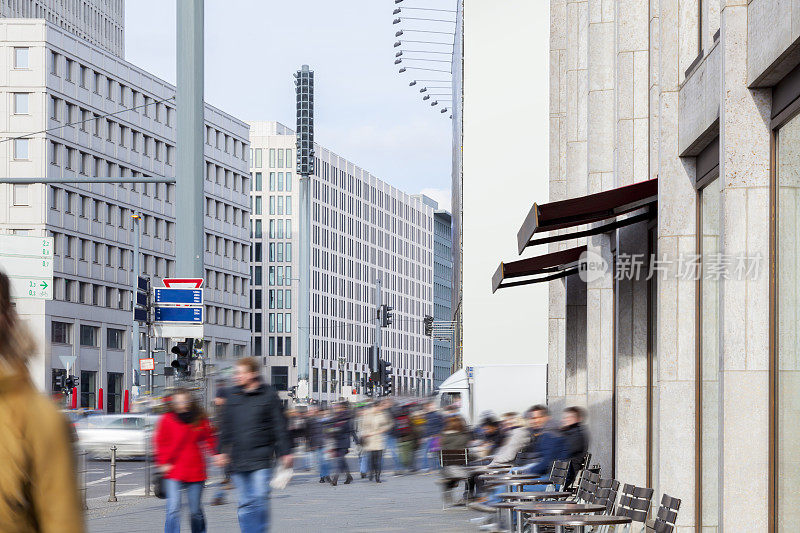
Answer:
[
  {"left": 232, "top": 469, "right": 272, "bottom": 533},
  {"left": 359, "top": 451, "right": 369, "bottom": 474},
  {"left": 164, "top": 479, "right": 205, "bottom": 533},
  {"left": 386, "top": 435, "right": 401, "bottom": 471},
  {"left": 421, "top": 437, "right": 440, "bottom": 470},
  {"left": 315, "top": 448, "right": 330, "bottom": 478}
]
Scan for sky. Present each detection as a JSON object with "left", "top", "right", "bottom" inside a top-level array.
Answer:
[{"left": 124, "top": 0, "right": 454, "bottom": 211}]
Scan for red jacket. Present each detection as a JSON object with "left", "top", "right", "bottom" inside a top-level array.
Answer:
[{"left": 154, "top": 412, "right": 217, "bottom": 482}]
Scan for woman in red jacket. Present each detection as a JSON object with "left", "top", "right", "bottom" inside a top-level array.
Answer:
[{"left": 155, "top": 388, "right": 217, "bottom": 533}]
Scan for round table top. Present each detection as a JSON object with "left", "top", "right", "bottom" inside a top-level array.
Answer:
[
  {"left": 514, "top": 503, "right": 606, "bottom": 515},
  {"left": 497, "top": 491, "right": 572, "bottom": 500},
  {"left": 491, "top": 501, "right": 527, "bottom": 509},
  {"left": 485, "top": 480, "right": 544, "bottom": 488},
  {"left": 527, "top": 515, "right": 632, "bottom": 526},
  {"left": 480, "top": 473, "right": 543, "bottom": 480}
]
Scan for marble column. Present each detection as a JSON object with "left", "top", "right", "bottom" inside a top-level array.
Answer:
[
  {"left": 565, "top": 273, "right": 588, "bottom": 409},
  {"left": 718, "top": 1, "right": 771, "bottom": 530}
]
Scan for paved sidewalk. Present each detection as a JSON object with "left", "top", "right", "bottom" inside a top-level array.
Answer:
[{"left": 87, "top": 471, "right": 481, "bottom": 532}]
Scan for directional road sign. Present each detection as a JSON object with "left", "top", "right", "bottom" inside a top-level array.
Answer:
[
  {"left": 154, "top": 288, "right": 203, "bottom": 305},
  {"left": 154, "top": 306, "right": 203, "bottom": 323},
  {"left": 0, "top": 236, "right": 54, "bottom": 299}
]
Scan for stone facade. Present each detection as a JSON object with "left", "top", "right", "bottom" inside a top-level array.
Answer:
[{"left": 541, "top": 0, "right": 800, "bottom": 530}]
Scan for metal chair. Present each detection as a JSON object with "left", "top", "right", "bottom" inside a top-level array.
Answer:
[
  {"left": 436, "top": 448, "right": 470, "bottom": 510},
  {"left": 593, "top": 478, "right": 620, "bottom": 514},
  {"left": 646, "top": 494, "right": 681, "bottom": 533},
  {"left": 614, "top": 484, "right": 654, "bottom": 533}
]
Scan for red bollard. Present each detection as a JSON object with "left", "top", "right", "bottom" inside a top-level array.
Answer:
[
  {"left": 98, "top": 388, "right": 103, "bottom": 410},
  {"left": 71, "top": 387, "right": 77, "bottom": 409},
  {"left": 123, "top": 390, "right": 129, "bottom": 413}
]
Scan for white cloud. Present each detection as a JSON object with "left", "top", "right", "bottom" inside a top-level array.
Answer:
[{"left": 419, "top": 188, "right": 452, "bottom": 212}]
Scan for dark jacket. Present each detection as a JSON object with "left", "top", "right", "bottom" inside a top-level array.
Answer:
[
  {"left": 218, "top": 381, "right": 291, "bottom": 472},
  {"left": 306, "top": 416, "right": 325, "bottom": 450},
  {"left": 330, "top": 411, "right": 356, "bottom": 453},
  {"left": 561, "top": 423, "right": 589, "bottom": 482},
  {"left": 424, "top": 410, "right": 444, "bottom": 438},
  {"left": 520, "top": 429, "right": 567, "bottom": 477}
]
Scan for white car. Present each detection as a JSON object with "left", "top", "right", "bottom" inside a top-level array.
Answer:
[{"left": 75, "top": 414, "right": 157, "bottom": 458}]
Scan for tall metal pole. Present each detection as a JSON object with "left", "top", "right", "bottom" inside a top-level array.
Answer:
[
  {"left": 297, "top": 174, "right": 311, "bottom": 399},
  {"left": 295, "top": 65, "right": 314, "bottom": 403},
  {"left": 373, "top": 278, "right": 382, "bottom": 396},
  {"left": 131, "top": 213, "right": 140, "bottom": 398},
  {"left": 176, "top": 0, "right": 205, "bottom": 278}
]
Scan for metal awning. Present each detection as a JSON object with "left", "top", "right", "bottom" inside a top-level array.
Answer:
[
  {"left": 516, "top": 178, "right": 658, "bottom": 254},
  {"left": 492, "top": 245, "right": 586, "bottom": 293}
]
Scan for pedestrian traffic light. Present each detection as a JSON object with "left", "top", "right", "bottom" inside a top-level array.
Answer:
[
  {"left": 54, "top": 373, "right": 66, "bottom": 393},
  {"left": 171, "top": 339, "right": 192, "bottom": 378},
  {"left": 381, "top": 305, "right": 394, "bottom": 327},
  {"left": 380, "top": 359, "right": 393, "bottom": 396},
  {"left": 423, "top": 315, "right": 434, "bottom": 337}
]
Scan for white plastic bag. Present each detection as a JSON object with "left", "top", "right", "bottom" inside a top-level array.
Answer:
[{"left": 270, "top": 465, "right": 294, "bottom": 490}]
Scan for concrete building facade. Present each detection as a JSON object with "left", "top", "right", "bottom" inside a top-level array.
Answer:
[
  {"left": 1, "top": 0, "right": 124, "bottom": 58},
  {"left": 491, "top": 1, "right": 800, "bottom": 530},
  {"left": 0, "top": 19, "right": 251, "bottom": 409},
  {"left": 248, "top": 122, "right": 434, "bottom": 404}
]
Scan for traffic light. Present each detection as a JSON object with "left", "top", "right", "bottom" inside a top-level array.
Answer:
[
  {"left": 381, "top": 305, "right": 394, "bottom": 327},
  {"left": 65, "top": 375, "right": 79, "bottom": 390},
  {"left": 380, "top": 359, "right": 394, "bottom": 396},
  {"left": 171, "top": 339, "right": 192, "bottom": 378},
  {"left": 54, "top": 373, "right": 66, "bottom": 393},
  {"left": 423, "top": 315, "right": 434, "bottom": 337}
]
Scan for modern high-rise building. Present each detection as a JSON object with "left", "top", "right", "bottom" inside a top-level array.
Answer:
[
  {"left": 1, "top": 0, "right": 125, "bottom": 58},
  {"left": 248, "top": 121, "right": 435, "bottom": 404},
  {"left": 0, "top": 19, "right": 251, "bottom": 409},
  {"left": 418, "top": 196, "right": 453, "bottom": 387}
]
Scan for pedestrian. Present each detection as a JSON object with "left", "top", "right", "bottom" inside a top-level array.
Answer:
[
  {"left": 210, "top": 383, "right": 232, "bottom": 506},
  {"left": 420, "top": 400, "right": 444, "bottom": 471},
  {"left": 306, "top": 405, "right": 331, "bottom": 483},
  {"left": 394, "top": 404, "right": 420, "bottom": 473},
  {"left": 359, "top": 402, "right": 393, "bottom": 483},
  {"left": 328, "top": 402, "right": 356, "bottom": 486},
  {"left": 215, "top": 357, "right": 292, "bottom": 533},
  {"left": 154, "top": 387, "right": 217, "bottom": 533},
  {"left": 560, "top": 406, "right": 589, "bottom": 487},
  {"left": 0, "top": 270, "right": 85, "bottom": 533}
]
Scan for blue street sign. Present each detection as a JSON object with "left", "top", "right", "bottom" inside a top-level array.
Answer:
[
  {"left": 154, "top": 288, "right": 203, "bottom": 305},
  {"left": 154, "top": 306, "right": 203, "bottom": 323}
]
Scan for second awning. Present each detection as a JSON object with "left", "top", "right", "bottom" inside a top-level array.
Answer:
[{"left": 492, "top": 245, "right": 586, "bottom": 293}]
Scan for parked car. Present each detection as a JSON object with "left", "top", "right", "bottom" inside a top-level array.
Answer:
[{"left": 75, "top": 414, "right": 156, "bottom": 458}]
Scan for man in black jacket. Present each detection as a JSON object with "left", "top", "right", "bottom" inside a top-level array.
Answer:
[
  {"left": 560, "top": 406, "right": 589, "bottom": 487},
  {"left": 216, "top": 357, "right": 292, "bottom": 532}
]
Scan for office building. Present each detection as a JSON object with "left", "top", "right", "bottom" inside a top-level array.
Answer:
[
  {"left": 0, "top": 19, "right": 251, "bottom": 410},
  {"left": 1, "top": 0, "right": 125, "bottom": 58},
  {"left": 248, "top": 121, "right": 434, "bottom": 404},
  {"left": 418, "top": 196, "right": 453, "bottom": 387},
  {"left": 487, "top": 1, "right": 800, "bottom": 529}
]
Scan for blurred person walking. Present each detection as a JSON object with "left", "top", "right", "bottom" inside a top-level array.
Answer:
[
  {"left": 359, "top": 402, "right": 393, "bottom": 482},
  {"left": 394, "top": 404, "right": 421, "bottom": 474},
  {"left": 328, "top": 402, "right": 356, "bottom": 486},
  {"left": 210, "top": 383, "right": 232, "bottom": 506},
  {"left": 0, "top": 271, "right": 85, "bottom": 532},
  {"left": 154, "top": 388, "right": 217, "bottom": 533},
  {"left": 420, "top": 400, "right": 444, "bottom": 471},
  {"left": 216, "top": 357, "right": 292, "bottom": 533},
  {"left": 306, "top": 405, "right": 330, "bottom": 483}
]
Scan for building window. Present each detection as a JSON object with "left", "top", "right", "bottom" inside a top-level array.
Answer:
[
  {"left": 776, "top": 111, "right": 800, "bottom": 529},
  {"left": 12, "top": 185, "right": 29, "bottom": 206},
  {"left": 286, "top": 173, "right": 292, "bottom": 192},
  {"left": 13, "top": 139, "right": 29, "bottom": 160},
  {"left": 255, "top": 148, "right": 262, "bottom": 167},
  {"left": 215, "top": 343, "right": 227, "bottom": 359},
  {"left": 269, "top": 148, "right": 276, "bottom": 168},
  {"left": 13, "top": 93, "right": 29, "bottom": 114},
  {"left": 255, "top": 172, "right": 262, "bottom": 191},
  {"left": 271, "top": 366, "right": 288, "bottom": 391},
  {"left": 107, "top": 372, "right": 123, "bottom": 413},
  {"left": 80, "top": 325, "right": 98, "bottom": 347},
  {"left": 269, "top": 172, "right": 276, "bottom": 191},
  {"left": 51, "top": 321, "right": 70, "bottom": 344},
  {"left": 268, "top": 336, "right": 275, "bottom": 356},
  {"left": 313, "top": 367, "right": 319, "bottom": 393},
  {"left": 80, "top": 371, "right": 97, "bottom": 409},
  {"left": 285, "top": 149, "right": 292, "bottom": 168},
  {"left": 107, "top": 328, "right": 124, "bottom": 350},
  {"left": 14, "top": 47, "right": 29, "bottom": 69},
  {"left": 50, "top": 51, "right": 59, "bottom": 76}
]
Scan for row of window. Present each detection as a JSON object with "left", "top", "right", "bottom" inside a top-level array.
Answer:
[
  {"left": 52, "top": 277, "right": 130, "bottom": 309},
  {"left": 207, "top": 163, "right": 249, "bottom": 193},
  {"left": 250, "top": 219, "right": 293, "bottom": 240},
  {"left": 252, "top": 312, "right": 292, "bottom": 333},
  {"left": 251, "top": 171, "right": 293, "bottom": 192},
  {"left": 52, "top": 320, "right": 125, "bottom": 348},
  {"left": 250, "top": 148, "right": 293, "bottom": 169},
  {"left": 251, "top": 195, "right": 293, "bottom": 216},
  {"left": 204, "top": 197, "right": 248, "bottom": 228},
  {"left": 47, "top": 97, "right": 175, "bottom": 163}
]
